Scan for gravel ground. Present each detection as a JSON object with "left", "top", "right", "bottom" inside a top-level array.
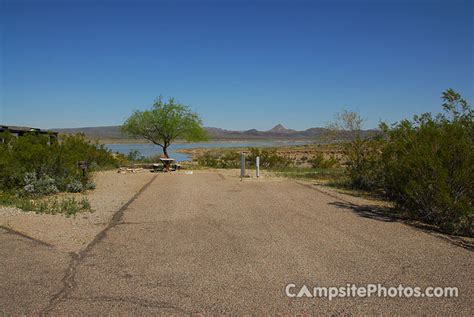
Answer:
[
  {"left": 0, "top": 170, "right": 155, "bottom": 252},
  {"left": 48, "top": 171, "right": 472, "bottom": 315},
  {"left": 1, "top": 169, "right": 472, "bottom": 314}
]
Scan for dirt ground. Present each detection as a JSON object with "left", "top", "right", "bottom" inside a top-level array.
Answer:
[{"left": 0, "top": 170, "right": 155, "bottom": 252}]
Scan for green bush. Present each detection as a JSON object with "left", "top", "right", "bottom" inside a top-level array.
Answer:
[
  {"left": 344, "top": 138, "right": 384, "bottom": 191},
  {"left": 84, "top": 182, "right": 96, "bottom": 190},
  {"left": 196, "top": 148, "right": 292, "bottom": 169},
  {"left": 341, "top": 89, "right": 473, "bottom": 235},
  {"left": 126, "top": 150, "right": 144, "bottom": 162},
  {"left": 0, "top": 133, "right": 118, "bottom": 196},
  {"left": 196, "top": 150, "right": 240, "bottom": 168},
  {"left": 310, "top": 153, "right": 338, "bottom": 169},
  {"left": 378, "top": 89, "right": 473, "bottom": 235},
  {"left": 247, "top": 148, "right": 291, "bottom": 169},
  {"left": 196, "top": 151, "right": 220, "bottom": 167},
  {"left": 219, "top": 151, "right": 240, "bottom": 168}
]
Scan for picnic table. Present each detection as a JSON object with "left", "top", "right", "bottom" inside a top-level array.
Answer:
[{"left": 154, "top": 158, "right": 181, "bottom": 172}]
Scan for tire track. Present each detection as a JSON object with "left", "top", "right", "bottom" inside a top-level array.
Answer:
[{"left": 40, "top": 174, "right": 158, "bottom": 314}]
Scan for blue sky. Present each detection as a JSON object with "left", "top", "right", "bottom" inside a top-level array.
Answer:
[{"left": 1, "top": 0, "right": 472, "bottom": 130}]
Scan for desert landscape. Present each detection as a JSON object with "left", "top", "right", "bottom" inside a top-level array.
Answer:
[{"left": 1, "top": 0, "right": 472, "bottom": 315}]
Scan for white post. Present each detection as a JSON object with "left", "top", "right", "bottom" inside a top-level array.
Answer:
[
  {"left": 256, "top": 156, "right": 260, "bottom": 178},
  {"left": 240, "top": 152, "right": 245, "bottom": 180}
]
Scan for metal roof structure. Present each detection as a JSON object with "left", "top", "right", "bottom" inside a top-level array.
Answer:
[{"left": 0, "top": 125, "right": 58, "bottom": 135}]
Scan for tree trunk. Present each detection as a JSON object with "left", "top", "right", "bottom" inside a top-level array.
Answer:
[{"left": 163, "top": 146, "right": 169, "bottom": 158}]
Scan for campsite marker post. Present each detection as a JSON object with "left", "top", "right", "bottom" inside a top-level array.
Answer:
[
  {"left": 256, "top": 156, "right": 260, "bottom": 178},
  {"left": 240, "top": 152, "right": 245, "bottom": 181}
]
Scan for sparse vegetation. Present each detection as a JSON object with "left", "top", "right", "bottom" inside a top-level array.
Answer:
[
  {"left": 194, "top": 146, "right": 343, "bottom": 182},
  {"left": 196, "top": 147, "right": 293, "bottom": 170},
  {"left": 126, "top": 149, "right": 145, "bottom": 162},
  {"left": 196, "top": 150, "right": 240, "bottom": 168},
  {"left": 0, "top": 193, "right": 92, "bottom": 216},
  {"left": 309, "top": 153, "right": 338, "bottom": 169},
  {"left": 247, "top": 148, "right": 292, "bottom": 169}
]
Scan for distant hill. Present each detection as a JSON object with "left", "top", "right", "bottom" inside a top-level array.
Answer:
[
  {"left": 267, "top": 124, "right": 296, "bottom": 134},
  {"left": 54, "top": 126, "right": 124, "bottom": 139},
  {"left": 53, "top": 124, "right": 374, "bottom": 141}
]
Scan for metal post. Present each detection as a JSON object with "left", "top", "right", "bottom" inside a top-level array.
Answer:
[
  {"left": 240, "top": 152, "right": 245, "bottom": 180},
  {"left": 256, "top": 156, "right": 260, "bottom": 178}
]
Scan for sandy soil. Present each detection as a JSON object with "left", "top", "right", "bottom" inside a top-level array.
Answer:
[{"left": 0, "top": 170, "right": 155, "bottom": 252}]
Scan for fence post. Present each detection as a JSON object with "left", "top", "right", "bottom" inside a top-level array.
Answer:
[
  {"left": 240, "top": 152, "right": 245, "bottom": 180},
  {"left": 256, "top": 156, "right": 260, "bottom": 178}
]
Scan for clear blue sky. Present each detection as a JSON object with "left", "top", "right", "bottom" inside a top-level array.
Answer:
[{"left": 1, "top": 0, "right": 472, "bottom": 130}]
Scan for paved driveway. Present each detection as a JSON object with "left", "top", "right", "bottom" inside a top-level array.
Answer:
[{"left": 1, "top": 172, "right": 472, "bottom": 314}]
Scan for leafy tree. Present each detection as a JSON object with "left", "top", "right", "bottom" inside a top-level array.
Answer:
[{"left": 121, "top": 97, "right": 207, "bottom": 157}]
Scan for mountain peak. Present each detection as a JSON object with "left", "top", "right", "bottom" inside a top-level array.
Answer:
[{"left": 268, "top": 124, "right": 293, "bottom": 133}]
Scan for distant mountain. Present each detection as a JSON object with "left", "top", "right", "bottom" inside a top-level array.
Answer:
[
  {"left": 53, "top": 125, "right": 374, "bottom": 141},
  {"left": 53, "top": 126, "right": 125, "bottom": 139},
  {"left": 267, "top": 124, "right": 295, "bottom": 134}
]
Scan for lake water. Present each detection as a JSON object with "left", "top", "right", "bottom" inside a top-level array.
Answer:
[{"left": 106, "top": 140, "right": 310, "bottom": 162}]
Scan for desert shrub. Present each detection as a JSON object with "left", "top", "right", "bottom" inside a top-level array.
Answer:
[
  {"left": 66, "top": 180, "right": 83, "bottom": 193},
  {"left": 343, "top": 138, "right": 384, "bottom": 190},
  {"left": 84, "top": 182, "right": 96, "bottom": 190},
  {"left": 196, "top": 148, "right": 291, "bottom": 169},
  {"left": 0, "top": 193, "right": 92, "bottom": 216},
  {"left": 197, "top": 151, "right": 220, "bottom": 167},
  {"left": 58, "top": 134, "right": 119, "bottom": 170},
  {"left": 330, "top": 89, "right": 472, "bottom": 235},
  {"left": 87, "top": 161, "right": 99, "bottom": 171},
  {"left": 126, "top": 150, "right": 144, "bottom": 162},
  {"left": 196, "top": 150, "right": 240, "bottom": 168},
  {"left": 378, "top": 89, "right": 473, "bottom": 235},
  {"left": 219, "top": 151, "right": 240, "bottom": 168},
  {"left": 139, "top": 154, "right": 164, "bottom": 163},
  {"left": 310, "top": 153, "right": 338, "bottom": 169},
  {"left": 336, "top": 89, "right": 473, "bottom": 235},
  {"left": 326, "top": 110, "right": 384, "bottom": 190},
  {"left": 247, "top": 148, "right": 291, "bottom": 169},
  {"left": 0, "top": 133, "right": 118, "bottom": 195},
  {"left": 21, "top": 172, "right": 59, "bottom": 196}
]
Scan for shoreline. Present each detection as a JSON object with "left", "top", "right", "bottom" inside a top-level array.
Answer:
[{"left": 90, "top": 138, "right": 316, "bottom": 145}]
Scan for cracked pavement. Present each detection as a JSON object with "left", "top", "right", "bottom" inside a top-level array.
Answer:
[{"left": 0, "top": 171, "right": 472, "bottom": 314}]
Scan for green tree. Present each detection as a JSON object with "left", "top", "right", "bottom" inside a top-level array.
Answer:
[{"left": 121, "top": 97, "right": 207, "bottom": 157}]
